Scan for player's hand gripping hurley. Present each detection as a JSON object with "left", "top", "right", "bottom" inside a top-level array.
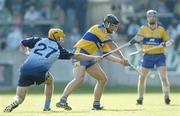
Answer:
[
  {"left": 129, "top": 40, "right": 174, "bottom": 56},
  {"left": 102, "top": 42, "right": 143, "bottom": 76}
]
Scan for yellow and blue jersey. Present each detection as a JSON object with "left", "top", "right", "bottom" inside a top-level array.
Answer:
[
  {"left": 74, "top": 23, "right": 112, "bottom": 54},
  {"left": 72, "top": 23, "right": 112, "bottom": 68},
  {"left": 137, "top": 25, "right": 169, "bottom": 54},
  {"left": 138, "top": 25, "right": 169, "bottom": 68}
]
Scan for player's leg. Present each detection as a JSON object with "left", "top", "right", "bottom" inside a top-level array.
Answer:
[
  {"left": 136, "top": 67, "right": 150, "bottom": 105},
  {"left": 56, "top": 66, "right": 86, "bottom": 110},
  {"left": 4, "top": 72, "right": 31, "bottom": 112},
  {"left": 157, "top": 66, "right": 171, "bottom": 104},
  {"left": 136, "top": 54, "right": 154, "bottom": 105},
  {"left": 43, "top": 72, "right": 54, "bottom": 111},
  {"left": 4, "top": 86, "right": 28, "bottom": 112},
  {"left": 86, "top": 63, "right": 108, "bottom": 110}
]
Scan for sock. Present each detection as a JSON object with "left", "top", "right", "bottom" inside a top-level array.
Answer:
[
  {"left": 138, "top": 97, "right": 143, "bottom": 100},
  {"left": 164, "top": 96, "right": 169, "bottom": 99},
  {"left": 163, "top": 86, "right": 170, "bottom": 98},
  {"left": 93, "top": 101, "right": 100, "bottom": 107},
  {"left": 59, "top": 96, "right": 67, "bottom": 103},
  {"left": 44, "top": 100, "right": 51, "bottom": 109},
  {"left": 13, "top": 96, "right": 23, "bottom": 104}
]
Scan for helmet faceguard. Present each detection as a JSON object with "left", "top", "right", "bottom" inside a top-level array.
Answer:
[{"left": 146, "top": 10, "right": 158, "bottom": 25}]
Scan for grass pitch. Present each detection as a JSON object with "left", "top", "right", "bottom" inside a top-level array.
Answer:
[{"left": 0, "top": 85, "right": 180, "bottom": 116}]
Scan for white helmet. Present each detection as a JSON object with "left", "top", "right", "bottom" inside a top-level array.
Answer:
[{"left": 146, "top": 10, "right": 158, "bottom": 17}]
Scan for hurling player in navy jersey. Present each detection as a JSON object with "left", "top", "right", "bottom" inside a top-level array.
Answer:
[{"left": 3, "top": 28, "right": 102, "bottom": 112}]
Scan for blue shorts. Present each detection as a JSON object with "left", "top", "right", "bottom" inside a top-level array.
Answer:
[
  {"left": 72, "top": 48, "right": 96, "bottom": 69},
  {"left": 141, "top": 53, "right": 166, "bottom": 69},
  {"left": 18, "top": 69, "right": 48, "bottom": 87}
]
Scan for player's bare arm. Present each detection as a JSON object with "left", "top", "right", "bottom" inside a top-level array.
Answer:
[
  {"left": 132, "top": 34, "right": 144, "bottom": 51},
  {"left": 71, "top": 53, "right": 102, "bottom": 62},
  {"left": 104, "top": 54, "right": 126, "bottom": 65},
  {"left": 107, "top": 41, "right": 129, "bottom": 65},
  {"left": 108, "top": 41, "right": 125, "bottom": 59},
  {"left": 161, "top": 39, "right": 174, "bottom": 47}
]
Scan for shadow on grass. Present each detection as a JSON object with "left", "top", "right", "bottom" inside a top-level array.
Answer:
[
  {"left": 12, "top": 108, "right": 142, "bottom": 114},
  {"left": 102, "top": 108, "right": 143, "bottom": 112},
  {"left": 166, "top": 104, "right": 180, "bottom": 107},
  {"left": 0, "top": 83, "right": 180, "bottom": 94},
  {"left": 12, "top": 110, "right": 91, "bottom": 114}
]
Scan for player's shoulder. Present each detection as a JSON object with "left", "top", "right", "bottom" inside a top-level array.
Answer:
[
  {"left": 97, "top": 23, "right": 106, "bottom": 31},
  {"left": 97, "top": 23, "right": 105, "bottom": 29},
  {"left": 139, "top": 25, "right": 148, "bottom": 30},
  {"left": 25, "top": 36, "right": 41, "bottom": 40},
  {"left": 90, "top": 23, "right": 105, "bottom": 31},
  {"left": 22, "top": 37, "right": 41, "bottom": 43},
  {"left": 157, "top": 24, "right": 166, "bottom": 31}
]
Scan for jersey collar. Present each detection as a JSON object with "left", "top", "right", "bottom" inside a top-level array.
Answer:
[{"left": 147, "top": 23, "right": 158, "bottom": 30}]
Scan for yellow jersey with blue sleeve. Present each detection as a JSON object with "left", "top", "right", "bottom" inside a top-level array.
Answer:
[
  {"left": 74, "top": 23, "right": 112, "bottom": 54},
  {"left": 72, "top": 23, "right": 112, "bottom": 68},
  {"left": 137, "top": 25, "right": 169, "bottom": 54}
]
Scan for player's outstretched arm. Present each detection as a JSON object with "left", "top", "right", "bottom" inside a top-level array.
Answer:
[
  {"left": 105, "top": 55, "right": 129, "bottom": 66},
  {"left": 108, "top": 41, "right": 125, "bottom": 59},
  {"left": 129, "top": 35, "right": 144, "bottom": 45},
  {"left": 128, "top": 34, "right": 144, "bottom": 52},
  {"left": 72, "top": 53, "right": 102, "bottom": 62}
]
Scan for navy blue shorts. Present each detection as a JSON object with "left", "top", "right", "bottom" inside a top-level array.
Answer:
[
  {"left": 18, "top": 72, "right": 48, "bottom": 87},
  {"left": 72, "top": 48, "right": 96, "bottom": 69},
  {"left": 141, "top": 53, "right": 166, "bottom": 69}
]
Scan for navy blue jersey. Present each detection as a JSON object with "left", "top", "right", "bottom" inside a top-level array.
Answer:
[{"left": 20, "top": 37, "right": 74, "bottom": 77}]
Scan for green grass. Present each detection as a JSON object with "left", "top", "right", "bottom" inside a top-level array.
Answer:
[
  {"left": 1, "top": 83, "right": 180, "bottom": 94},
  {"left": 0, "top": 84, "right": 180, "bottom": 116}
]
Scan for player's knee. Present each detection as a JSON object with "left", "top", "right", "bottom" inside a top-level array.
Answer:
[
  {"left": 161, "top": 77, "right": 169, "bottom": 85},
  {"left": 45, "top": 76, "right": 54, "bottom": 85},
  {"left": 139, "top": 76, "right": 146, "bottom": 82},
  {"left": 98, "top": 74, "right": 108, "bottom": 84},
  {"left": 139, "top": 72, "right": 148, "bottom": 80},
  {"left": 73, "top": 77, "right": 84, "bottom": 84}
]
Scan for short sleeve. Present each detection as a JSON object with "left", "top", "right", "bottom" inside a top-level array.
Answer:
[
  {"left": 102, "top": 39, "right": 113, "bottom": 44},
  {"left": 21, "top": 37, "right": 41, "bottom": 48},
  {"left": 162, "top": 29, "right": 169, "bottom": 42},
  {"left": 101, "top": 44, "right": 111, "bottom": 54},
  {"left": 137, "top": 26, "right": 145, "bottom": 37},
  {"left": 58, "top": 47, "right": 74, "bottom": 59}
]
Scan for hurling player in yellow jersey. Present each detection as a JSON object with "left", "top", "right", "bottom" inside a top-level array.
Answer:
[
  {"left": 129, "top": 10, "right": 173, "bottom": 105},
  {"left": 56, "top": 14, "right": 129, "bottom": 110}
]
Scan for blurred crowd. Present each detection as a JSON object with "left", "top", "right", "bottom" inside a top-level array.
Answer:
[
  {"left": 0, "top": 0, "right": 179, "bottom": 52},
  {"left": 0, "top": 0, "right": 87, "bottom": 50}
]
